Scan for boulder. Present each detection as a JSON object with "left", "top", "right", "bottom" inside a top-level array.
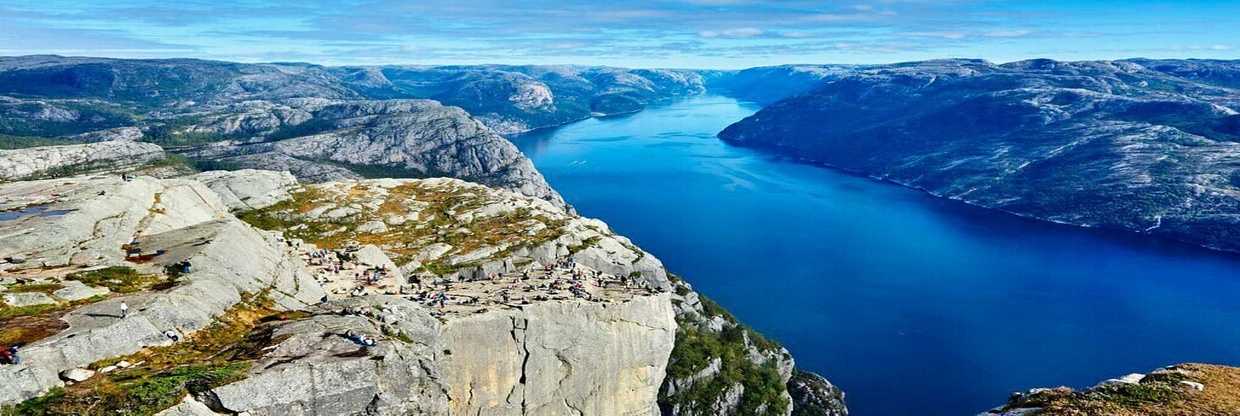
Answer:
[
  {"left": 52, "top": 280, "right": 110, "bottom": 302},
  {"left": 58, "top": 368, "right": 95, "bottom": 383},
  {"left": 3, "top": 292, "right": 56, "bottom": 307}
]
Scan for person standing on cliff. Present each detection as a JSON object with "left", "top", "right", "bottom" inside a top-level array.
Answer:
[{"left": 120, "top": 302, "right": 129, "bottom": 319}]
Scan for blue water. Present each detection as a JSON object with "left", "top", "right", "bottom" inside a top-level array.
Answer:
[{"left": 512, "top": 95, "right": 1240, "bottom": 415}]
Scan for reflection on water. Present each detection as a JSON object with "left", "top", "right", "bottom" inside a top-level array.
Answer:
[{"left": 0, "top": 204, "right": 73, "bottom": 221}]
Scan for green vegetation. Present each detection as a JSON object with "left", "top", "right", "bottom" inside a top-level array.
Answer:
[
  {"left": 0, "top": 134, "right": 82, "bottom": 150},
  {"left": 4, "top": 283, "right": 64, "bottom": 294},
  {"left": 661, "top": 289, "right": 791, "bottom": 415},
  {"left": 1, "top": 293, "right": 290, "bottom": 416},
  {"left": 664, "top": 324, "right": 790, "bottom": 415},
  {"left": 136, "top": 154, "right": 198, "bottom": 173},
  {"left": 567, "top": 236, "right": 602, "bottom": 254},
  {"left": 23, "top": 160, "right": 118, "bottom": 181},
  {"left": 0, "top": 101, "right": 136, "bottom": 138},
  {"left": 141, "top": 115, "right": 230, "bottom": 148},
  {"left": 0, "top": 303, "right": 62, "bottom": 321},
  {"left": 65, "top": 267, "right": 164, "bottom": 294}
]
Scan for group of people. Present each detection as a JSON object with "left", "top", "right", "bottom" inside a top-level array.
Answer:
[
  {"left": 304, "top": 247, "right": 399, "bottom": 296},
  {"left": 0, "top": 345, "right": 19, "bottom": 365}
]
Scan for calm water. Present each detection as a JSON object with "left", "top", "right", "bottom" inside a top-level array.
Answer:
[{"left": 512, "top": 95, "right": 1240, "bottom": 415}]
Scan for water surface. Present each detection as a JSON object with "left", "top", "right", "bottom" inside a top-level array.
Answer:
[{"left": 512, "top": 95, "right": 1240, "bottom": 416}]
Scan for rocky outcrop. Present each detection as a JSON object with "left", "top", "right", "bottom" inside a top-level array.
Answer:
[
  {"left": 658, "top": 277, "right": 847, "bottom": 416},
  {"left": 179, "top": 99, "right": 566, "bottom": 208},
  {"left": 982, "top": 363, "right": 1240, "bottom": 415},
  {"left": 788, "top": 370, "right": 848, "bottom": 416},
  {"left": 0, "top": 171, "right": 678, "bottom": 415},
  {"left": 0, "top": 141, "right": 165, "bottom": 181},
  {"left": 0, "top": 175, "right": 324, "bottom": 404},
  {"left": 186, "top": 292, "right": 674, "bottom": 416},
  {"left": 719, "top": 58, "right": 1240, "bottom": 253},
  {"left": 235, "top": 177, "right": 663, "bottom": 289},
  {"left": 189, "top": 169, "right": 298, "bottom": 211}
]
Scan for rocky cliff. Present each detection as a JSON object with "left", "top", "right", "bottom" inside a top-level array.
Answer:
[
  {"left": 719, "top": 58, "right": 1240, "bottom": 253},
  {"left": 1, "top": 167, "right": 840, "bottom": 415},
  {"left": 0, "top": 141, "right": 166, "bottom": 181},
  {"left": 177, "top": 99, "right": 566, "bottom": 207}
]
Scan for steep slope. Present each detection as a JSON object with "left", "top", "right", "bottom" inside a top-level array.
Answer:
[
  {"left": 719, "top": 58, "right": 1240, "bottom": 252},
  {"left": 179, "top": 99, "right": 566, "bottom": 207}
]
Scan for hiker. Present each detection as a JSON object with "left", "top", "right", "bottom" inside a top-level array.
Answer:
[
  {"left": 2, "top": 346, "right": 20, "bottom": 365},
  {"left": 163, "top": 330, "right": 180, "bottom": 342},
  {"left": 120, "top": 302, "right": 129, "bottom": 319}
]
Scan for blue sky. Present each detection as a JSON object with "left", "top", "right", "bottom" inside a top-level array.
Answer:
[{"left": 1, "top": 0, "right": 1237, "bottom": 68}]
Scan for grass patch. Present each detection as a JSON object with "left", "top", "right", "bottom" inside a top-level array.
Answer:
[
  {"left": 5, "top": 283, "right": 64, "bottom": 294},
  {"left": 567, "top": 236, "right": 602, "bottom": 254},
  {"left": 2, "top": 293, "right": 294, "bottom": 416},
  {"left": 0, "top": 134, "right": 83, "bottom": 150},
  {"left": 65, "top": 266, "right": 163, "bottom": 294},
  {"left": 239, "top": 182, "right": 567, "bottom": 273}
]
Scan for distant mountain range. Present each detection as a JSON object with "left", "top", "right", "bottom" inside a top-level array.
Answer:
[
  {"left": 719, "top": 58, "right": 1240, "bottom": 253},
  {"left": 5, "top": 55, "right": 1239, "bottom": 253}
]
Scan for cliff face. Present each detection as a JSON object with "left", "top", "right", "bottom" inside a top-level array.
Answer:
[
  {"left": 437, "top": 295, "right": 675, "bottom": 415},
  {"left": 191, "top": 294, "right": 675, "bottom": 416},
  {"left": 719, "top": 58, "right": 1240, "bottom": 253}
]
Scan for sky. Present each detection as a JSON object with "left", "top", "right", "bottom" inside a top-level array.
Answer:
[{"left": 1, "top": 0, "right": 1237, "bottom": 69}]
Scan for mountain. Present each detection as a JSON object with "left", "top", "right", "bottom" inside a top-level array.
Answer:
[
  {"left": 719, "top": 58, "right": 1240, "bottom": 253},
  {"left": 703, "top": 65, "right": 855, "bottom": 104},
  {"left": 0, "top": 56, "right": 715, "bottom": 206},
  {"left": 334, "top": 65, "right": 707, "bottom": 134}
]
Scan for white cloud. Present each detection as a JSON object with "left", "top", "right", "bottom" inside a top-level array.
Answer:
[
  {"left": 984, "top": 30, "right": 1032, "bottom": 38},
  {"left": 699, "top": 27, "right": 764, "bottom": 38},
  {"left": 904, "top": 31, "right": 967, "bottom": 39}
]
